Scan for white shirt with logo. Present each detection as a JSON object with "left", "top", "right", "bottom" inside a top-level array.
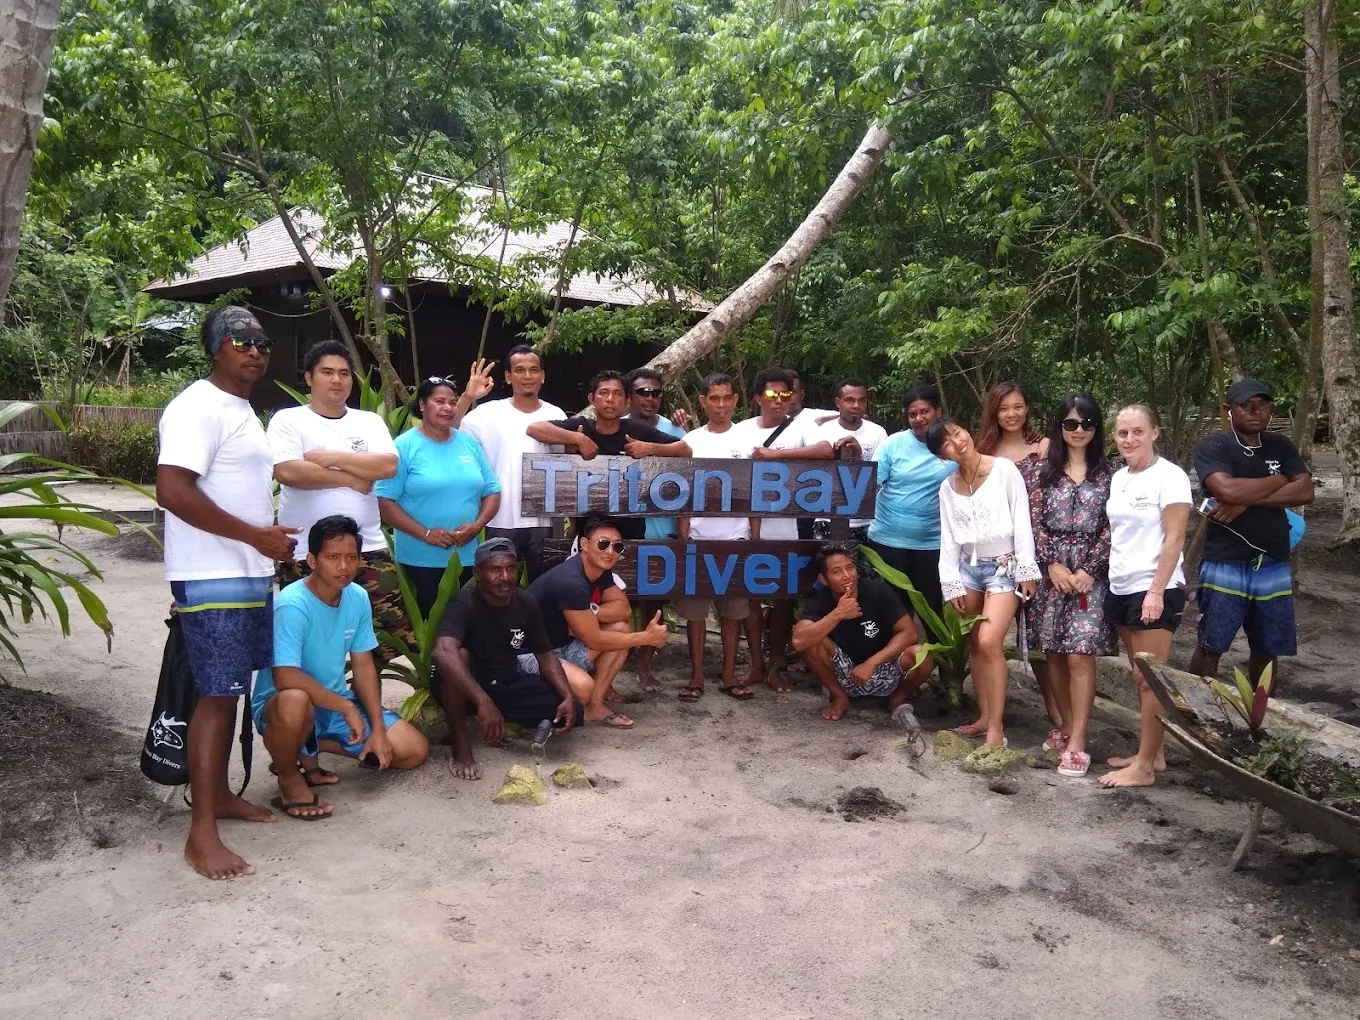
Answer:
[{"left": 460, "top": 397, "right": 565, "bottom": 529}]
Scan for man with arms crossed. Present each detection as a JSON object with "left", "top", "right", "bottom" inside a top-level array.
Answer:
[
  {"left": 1190, "top": 379, "right": 1313, "bottom": 686},
  {"left": 793, "top": 543, "right": 933, "bottom": 726},
  {"left": 156, "top": 306, "right": 300, "bottom": 878},
  {"left": 525, "top": 517, "right": 669, "bottom": 728},
  {"left": 251, "top": 516, "right": 429, "bottom": 818},
  {"left": 676, "top": 372, "right": 761, "bottom": 701},
  {"left": 460, "top": 345, "right": 566, "bottom": 581},
  {"left": 432, "top": 538, "right": 588, "bottom": 780}
]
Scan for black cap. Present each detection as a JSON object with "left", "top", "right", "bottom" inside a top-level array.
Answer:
[
  {"left": 1225, "top": 378, "right": 1273, "bottom": 405},
  {"left": 474, "top": 537, "right": 519, "bottom": 566}
]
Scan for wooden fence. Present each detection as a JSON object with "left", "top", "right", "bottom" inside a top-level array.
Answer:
[{"left": 0, "top": 402, "right": 164, "bottom": 466}]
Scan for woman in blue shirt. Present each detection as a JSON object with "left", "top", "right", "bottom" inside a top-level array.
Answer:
[
  {"left": 377, "top": 377, "right": 501, "bottom": 617},
  {"left": 866, "top": 384, "right": 958, "bottom": 638}
]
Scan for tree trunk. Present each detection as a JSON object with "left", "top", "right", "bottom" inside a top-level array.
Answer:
[
  {"left": 1309, "top": 1, "right": 1360, "bottom": 543},
  {"left": 647, "top": 115, "right": 894, "bottom": 381},
  {"left": 0, "top": 0, "right": 59, "bottom": 312}
]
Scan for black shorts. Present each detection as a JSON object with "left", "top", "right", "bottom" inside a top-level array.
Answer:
[
  {"left": 431, "top": 669, "right": 584, "bottom": 729},
  {"left": 1104, "top": 588, "right": 1186, "bottom": 633}
]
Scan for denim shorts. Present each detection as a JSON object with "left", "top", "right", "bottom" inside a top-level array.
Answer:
[
  {"left": 517, "top": 637, "right": 594, "bottom": 675},
  {"left": 957, "top": 558, "right": 1017, "bottom": 596}
]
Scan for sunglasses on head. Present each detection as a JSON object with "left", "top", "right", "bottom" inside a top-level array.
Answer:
[
  {"left": 632, "top": 386, "right": 664, "bottom": 399},
  {"left": 227, "top": 335, "right": 271, "bottom": 354},
  {"left": 1061, "top": 417, "right": 1098, "bottom": 432},
  {"left": 594, "top": 537, "right": 625, "bottom": 554},
  {"left": 762, "top": 389, "right": 793, "bottom": 401}
]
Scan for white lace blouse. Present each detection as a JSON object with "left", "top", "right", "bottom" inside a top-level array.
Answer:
[{"left": 936, "top": 457, "right": 1040, "bottom": 601}]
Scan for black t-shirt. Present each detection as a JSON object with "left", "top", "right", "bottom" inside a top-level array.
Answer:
[
  {"left": 1193, "top": 430, "right": 1308, "bottom": 563},
  {"left": 801, "top": 577, "right": 906, "bottom": 664},
  {"left": 437, "top": 585, "right": 552, "bottom": 683},
  {"left": 526, "top": 556, "right": 621, "bottom": 649},
  {"left": 549, "top": 417, "right": 682, "bottom": 540}
]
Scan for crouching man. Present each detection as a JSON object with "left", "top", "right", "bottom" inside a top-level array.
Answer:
[
  {"left": 251, "top": 515, "right": 429, "bottom": 819},
  {"left": 431, "top": 538, "right": 589, "bottom": 780},
  {"left": 793, "top": 543, "right": 934, "bottom": 725}
]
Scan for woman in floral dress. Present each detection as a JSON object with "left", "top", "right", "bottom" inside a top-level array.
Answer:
[{"left": 1022, "top": 393, "right": 1116, "bottom": 778}]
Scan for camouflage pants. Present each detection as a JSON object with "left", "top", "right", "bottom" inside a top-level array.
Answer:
[{"left": 275, "top": 551, "right": 417, "bottom": 670}]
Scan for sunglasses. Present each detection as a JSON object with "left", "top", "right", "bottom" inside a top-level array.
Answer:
[
  {"left": 762, "top": 389, "right": 793, "bottom": 401},
  {"left": 227, "top": 336, "right": 271, "bottom": 354},
  {"left": 594, "top": 538, "right": 625, "bottom": 554},
  {"left": 632, "top": 387, "right": 664, "bottom": 399},
  {"left": 1061, "top": 417, "right": 1098, "bottom": 432}
]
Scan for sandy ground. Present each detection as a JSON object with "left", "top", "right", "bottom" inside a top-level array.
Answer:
[{"left": 2, "top": 484, "right": 1360, "bottom": 1020}]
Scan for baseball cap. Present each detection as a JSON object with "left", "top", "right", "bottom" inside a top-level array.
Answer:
[
  {"left": 474, "top": 537, "right": 519, "bottom": 566},
  {"left": 1225, "top": 378, "right": 1273, "bottom": 405}
]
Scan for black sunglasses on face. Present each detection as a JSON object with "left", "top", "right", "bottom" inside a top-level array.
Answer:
[
  {"left": 594, "top": 538, "right": 625, "bottom": 554},
  {"left": 228, "top": 336, "right": 271, "bottom": 354},
  {"left": 1061, "top": 417, "right": 1098, "bottom": 432},
  {"left": 632, "top": 387, "right": 664, "bottom": 399}
]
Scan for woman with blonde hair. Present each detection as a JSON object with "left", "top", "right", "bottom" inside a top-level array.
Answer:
[{"left": 1100, "top": 404, "right": 1192, "bottom": 789}]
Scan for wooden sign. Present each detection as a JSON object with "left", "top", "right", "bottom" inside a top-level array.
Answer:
[
  {"left": 520, "top": 454, "right": 875, "bottom": 520},
  {"left": 544, "top": 540, "right": 828, "bottom": 598}
]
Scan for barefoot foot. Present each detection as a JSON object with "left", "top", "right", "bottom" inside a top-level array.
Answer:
[
  {"left": 184, "top": 834, "right": 255, "bottom": 880},
  {"left": 216, "top": 793, "right": 276, "bottom": 823},
  {"left": 1106, "top": 754, "right": 1166, "bottom": 772},
  {"left": 764, "top": 671, "right": 794, "bottom": 693},
  {"left": 449, "top": 754, "right": 483, "bottom": 781},
  {"left": 821, "top": 696, "right": 850, "bottom": 721},
  {"left": 1098, "top": 763, "right": 1157, "bottom": 788}
]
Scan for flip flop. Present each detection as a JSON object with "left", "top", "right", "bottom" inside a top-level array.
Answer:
[
  {"left": 590, "top": 712, "right": 635, "bottom": 729},
  {"left": 719, "top": 684, "right": 755, "bottom": 700},
  {"left": 269, "top": 793, "right": 332, "bottom": 821},
  {"left": 269, "top": 763, "right": 340, "bottom": 787},
  {"left": 678, "top": 686, "right": 704, "bottom": 701}
]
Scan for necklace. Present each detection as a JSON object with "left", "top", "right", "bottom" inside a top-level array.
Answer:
[{"left": 959, "top": 459, "right": 983, "bottom": 495}]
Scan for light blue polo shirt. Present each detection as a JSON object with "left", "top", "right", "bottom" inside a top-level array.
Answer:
[
  {"left": 251, "top": 580, "right": 377, "bottom": 721},
  {"left": 866, "top": 429, "right": 958, "bottom": 550},
  {"left": 375, "top": 428, "right": 500, "bottom": 567},
  {"left": 625, "top": 415, "right": 687, "bottom": 540}
]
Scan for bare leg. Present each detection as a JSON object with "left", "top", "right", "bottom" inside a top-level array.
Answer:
[
  {"left": 804, "top": 638, "right": 850, "bottom": 720},
  {"left": 317, "top": 719, "right": 428, "bottom": 769},
  {"left": 1101, "top": 627, "right": 1172, "bottom": 787},
  {"left": 183, "top": 695, "right": 272, "bottom": 880},
  {"left": 586, "top": 621, "right": 633, "bottom": 725},
  {"left": 438, "top": 660, "right": 482, "bottom": 781},
  {"left": 637, "top": 644, "right": 660, "bottom": 693},
  {"left": 740, "top": 604, "right": 764, "bottom": 688},
  {"left": 971, "top": 592, "right": 1020, "bottom": 748},
  {"left": 719, "top": 617, "right": 737, "bottom": 687},
  {"left": 1188, "top": 645, "right": 1222, "bottom": 680},
  {"left": 686, "top": 619, "right": 707, "bottom": 690},
  {"left": 764, "top": 601, "right": 795, "bottom": 692},
  {"left": 1033, "top": 656, "right": 1064, "bottom": 728},
  {"left": 889, "top": 647, "right": 934, "bottom": 712},
  {"left": 1064, "top": 653, "right": 1096, "bottom": 756},
  {"left": 953, "top": 588, "right": 989, "bottom": 735},
  {"left": 263, "top": 689, "right": 332, "bottom": 818},
  {"left": 1046, "top": 652, "right": 1073, "bottom": 737}
]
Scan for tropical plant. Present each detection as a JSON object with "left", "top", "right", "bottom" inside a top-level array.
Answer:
[
  {"left": 860, "top": 545, "right": 985, "bottom": 706},
  {"left": 276, "top": 369, "right": 411, "bottom": 439},
  {"left": 375, "top": 556, "right": 472, "bottom": 724},
  {"left": 1210, "top": 661, "right": 1277, "bottom": 736}
]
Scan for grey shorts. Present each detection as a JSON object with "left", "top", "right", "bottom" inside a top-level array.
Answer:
[
  {"left": 676, "top": 597, "right": 751, "bottom": 622},
  {"left": 517, "top": 637, "right": 594, "bottom": 675},
  {"left": 831, "top": 644, "right": 903, "bottom": 696}
]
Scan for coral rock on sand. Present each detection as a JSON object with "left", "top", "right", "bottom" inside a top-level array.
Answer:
[
  {"left": 934, "top": 730, "right": 975, "bottom": 760},
  {"left": 961, "top": 746, "right": 1036, "bottom": 776},
  {"left": 493, "top": 765, "right": 547, "bottom": 805},
  {"left": 551, "top": 763, "right": 593, "bottom": 789}
]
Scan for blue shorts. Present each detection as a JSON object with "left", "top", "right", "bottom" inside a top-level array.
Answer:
[
  {"left": 1197, "top": 557, "right": 1297, "bottom": 657},
  {"left": 171, "top": 578, "right": 273, "bottom": 697},
  {"left": 517, "top": 638, "right": 593, "bottom": 675},
  {"left": 957, "top": 558, "right": 1017, "bottom": 596},
  {"left": 253, "top": 695, "right": 402, "bottom": 758}
]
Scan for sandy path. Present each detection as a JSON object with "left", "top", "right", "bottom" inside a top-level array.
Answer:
[{"left": 2, "top": 518, "right": 1358, "bottom": 1019}]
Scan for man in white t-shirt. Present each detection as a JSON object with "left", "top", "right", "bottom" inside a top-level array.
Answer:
[
  {"left": 815, "top": 377, "right": 888, "bottom": 540},
  {"left": 156, "top": 306, "right": 302, "bottom": 880},
  {"left": 730, "top": 367, "right": 834, "bottom": 692},
  {"left": 460, "top": 345, "right": 565, "bottom": 582},
  {"left": 674, "top": 372, "right": 762, "bottom": 701},
  {"left": 266, "top": 340, "right": 401, "bottom": 786}
]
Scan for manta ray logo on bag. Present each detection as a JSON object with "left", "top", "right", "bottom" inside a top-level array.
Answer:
[{"left": 150, "top": 711, "right": 187, "bottom": 750}]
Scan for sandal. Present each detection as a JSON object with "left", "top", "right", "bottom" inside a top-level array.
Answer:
[
  {"left": 590, "top": 712, "right": 635, "bottom": 729},
  {"left": 1057, "top": 749, "right": 1091, "bottom": 778},
  {"left": 269, "top": 763, "right": 340, "bottom": 787},
  {"left": 678, "top": 686, "right": 704, "bottom": 701},
  {"left": 719, "top": 684, "right": 755, "bottom": 700},
  {"left": 1042, "top": 729, "right": 1070, "bottom": 753},
  {"left": 270, "top": 793, "right": 333, "bottom": 821}
]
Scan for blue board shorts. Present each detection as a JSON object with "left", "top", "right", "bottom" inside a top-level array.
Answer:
[
  {"left": 1197, "top": 556, "right": 1297, "bottom": 657},
  {"left": 171, "top": 577, "right": 273, "bottom": 697},
  {"left": 253, "top": 696, "right": 403, "bottom": 758}
]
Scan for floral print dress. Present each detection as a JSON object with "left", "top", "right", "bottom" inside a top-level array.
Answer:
[{"left": 1021, "top": 463, "right": 1117, "bottom": 656}]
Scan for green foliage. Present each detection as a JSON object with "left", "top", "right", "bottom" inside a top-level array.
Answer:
[
  {"left": 67, "top": 421, "right": 160, "bottom": 483},
  {"left": 1210, "top": 661, "right": 1276, "bottom": 735},
  {"left": 1238, "top": 734, "right": 1311, "bottom": 795},
  {"left": 276, "top": 369, "right": 412, "bottom": 438}
]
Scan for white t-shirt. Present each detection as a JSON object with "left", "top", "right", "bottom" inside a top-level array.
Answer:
[
  {"left": 1106, "top": 456, "right": 1193, "bottom": 595},
  {"left": 683, "top": 424, "right": 751, "bottom": 541},
  {"left": 157, "top": 379, "right": 275, "bottom": 581},
  {"left": 816, "top": 417, "right": 888, "bottom": 527},
  {"left": 267, "top": 405, "right": 397, "bottom": 555},
  {"left": 729, "top": 414, "right": 828, "bottom": 540},
  {"left": 460, "top": 397, "right": 565, "bottom": 529}
]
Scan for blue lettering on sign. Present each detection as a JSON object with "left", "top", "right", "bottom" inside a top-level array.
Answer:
[
  {"left": 649, "top": 472, "right": 691, "bottom": 512},
  {"left": 531, "top": 459, "right": 574, "bottom": 513},
  {"left": 607, "top": 459, "right": 621, "bottom": 513},
  {"left": 785, "top": 550, "right": 813, "bottom": 594},
  {"left": 637, "top": 545, "right": 675, "bottom": 596},
  {"left": 704, "top": 552, "right": 739, "bottom": 594},
  {"left": 837, "top": 463, "right": 872, "bottom": 516},
  {"left": 751, "top": 464, "right": 790, "bottom": 512},
  {"left": 692, "top": 469, "right": 732, "bottom": 512},
  {"left": 793, "top": 468, "right": 833, "bottom": 513},
  {"left": 744, "top": 553, "right": 780, "bottom": 595},
  {"left": 576, "top": 467, "right": 605, "bottom": 510},
  {"left": 625, "top": 463, "right": 647, "bottom": 512}
]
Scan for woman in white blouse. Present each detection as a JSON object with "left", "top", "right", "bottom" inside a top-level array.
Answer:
[{"left": 926, "top": 420, "right": 1040, "bottom": 748}]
